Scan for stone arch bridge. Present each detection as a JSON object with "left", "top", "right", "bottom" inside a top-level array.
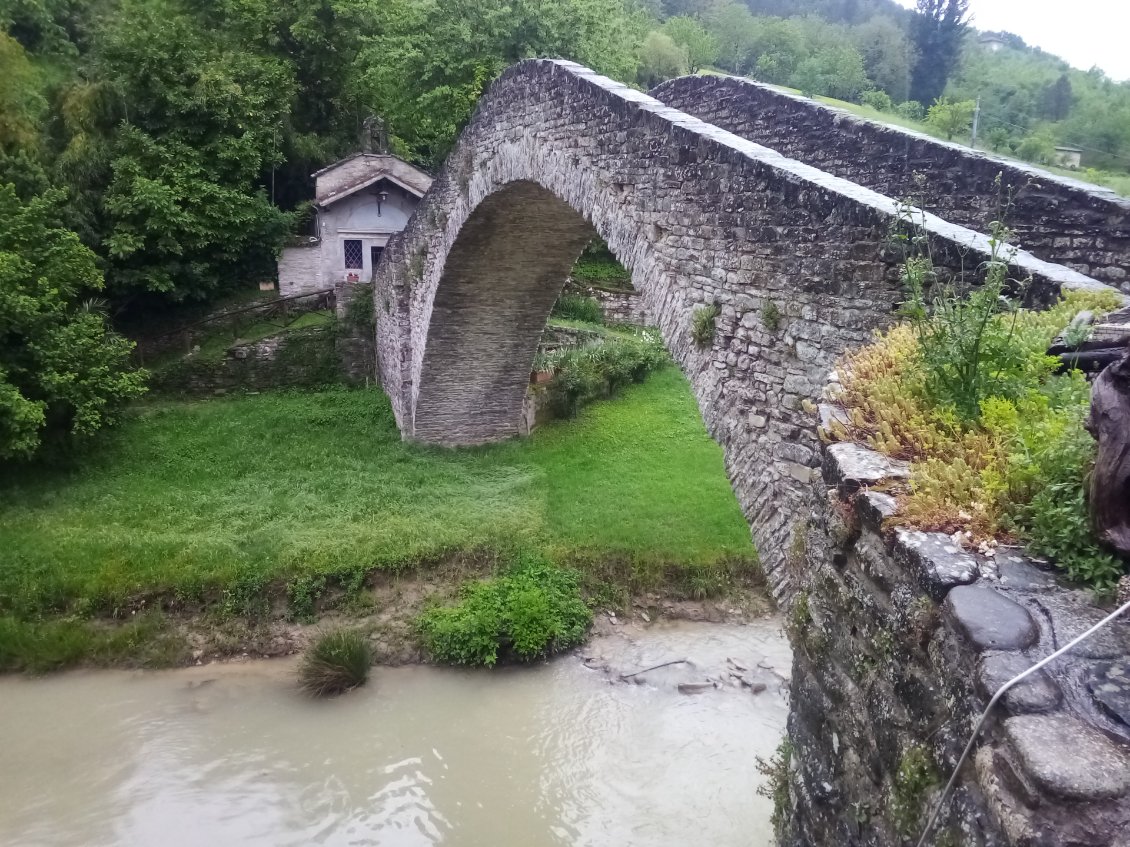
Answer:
[{"left": 373, "top": 60, "right": 1113, "bottom": 598}]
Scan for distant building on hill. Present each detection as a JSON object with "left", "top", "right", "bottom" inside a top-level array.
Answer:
[
  {"left": 978, "top": 33, "right": 1007, "bottom": 52},
  {"left": 277, "top": 152, "right": 433, "bottom": 297},
  {"left": 1054, "top": 145, "right": 1084, "bottom": 170}
]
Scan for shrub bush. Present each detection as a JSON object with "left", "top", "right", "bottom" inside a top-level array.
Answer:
[
  {"left": 896, "top": 100, "right": 925, "bottom": 121},
  {"left": 860, "top": 90, "right": 893, "bottom": 112},
  {"left": 546, "top": 332, "right": 668, "bottom": 417},
  {"left": 552, "top": 293, "right": 604, "bottom": 324},
  {"left": 416, "top": 554, "right": 592, "bottom": 666},
  {"left": 571, "top": 239, "right": 631, "bottom": 287},
  {"left": 298, "top": 628, "right": 372, "bottom": 696},
  {"left": 830, "top": 288, "right": 1127, "bottom": 589}
]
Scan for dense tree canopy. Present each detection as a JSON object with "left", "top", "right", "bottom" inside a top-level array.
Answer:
[
  {"left": 0, "top": 185, "right": 144, "bottom": 459},
  {"left": 909, "top": 0, "right": 968, "bottom": 106}
]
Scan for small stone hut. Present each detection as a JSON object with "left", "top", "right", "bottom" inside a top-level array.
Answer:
[{"left": 277, "top": 153, "right": 433, "bottom": 296}]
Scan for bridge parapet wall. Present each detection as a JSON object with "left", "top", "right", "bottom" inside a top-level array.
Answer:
[
  {"left": 783, "top": 432, "right": 1130, "bottom": 847},
  {"left": 653, "top": 75, "right": 1130, "bottom": 291}
]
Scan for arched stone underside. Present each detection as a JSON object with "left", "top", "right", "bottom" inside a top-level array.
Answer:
[
  {"left": 373, "top": 59, "right": 1109, "bottom": 600},
  {"left": 412, "top": 182, "right": 596, "bottom": 443}
]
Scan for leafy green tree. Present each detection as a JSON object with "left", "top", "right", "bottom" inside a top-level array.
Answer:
[
  {"left": 790, "top": 44, "right": 870, "bottom": 102},
  {"left": 748, "top": 16, "right": 806, "bottom": 83},
  {"left": 0, "top": 0, "right": 82, "bottom": 54},
  {"left": 0, "top": 32, "right": 45, "bottom": 150},
  {"left": 638, "top": 30, "right": 687, "bottom": 88},
  {"left": 352, "top": 0, "right": 645, "bottom": 167},
  {"left": 1041, "top": 73, "right": 1073, "bottom": 122},
  {"left": 702, "top": 1, "right": 759, "bottom": 74},
  {"left": 909, "top": 0, "right": 968, "bottom": 106},
  {"left": 198, "top": 0, "right": 381, "bottom": 209},
  {"left": 926, "top": 97, "right": 975, "bottom": 140},
  {"left": 1016, "top": 132, "right": 1056, "bottom": 165},
  {"left": 661, "top": 15, "right": 717, "bottom": 73},
  {"left": 0, "top": 185, "right": 145, "bottom": 460},
  {"left": 67, "top": 0, "right": 296, "bottom": 302},
  {"left": 985, "top": 126, "right": 1013, "bottom": 152},
  {"left": 852, "top": 15, "right": 916, "bottom": 102}
]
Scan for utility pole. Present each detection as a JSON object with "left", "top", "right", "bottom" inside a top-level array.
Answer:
[{"left": 971, "top": 96, "right": 981, "bottom": 149}]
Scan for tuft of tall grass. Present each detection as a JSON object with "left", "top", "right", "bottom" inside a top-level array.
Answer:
[{"left": 298, "top": 629, "right": 372, "bottom": 696}]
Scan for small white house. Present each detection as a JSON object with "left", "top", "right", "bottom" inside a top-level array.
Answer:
[{"left": 277, "top": 153, "right": 433, "bottom": 296}]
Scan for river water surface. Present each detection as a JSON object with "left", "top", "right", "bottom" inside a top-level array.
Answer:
[{"left": 0, "top": 619, "right": 790, "bottom": 847}]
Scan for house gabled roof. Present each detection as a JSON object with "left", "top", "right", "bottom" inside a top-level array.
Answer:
[{"left": 312, "top": 153, "right": 433, "bottom": 207}]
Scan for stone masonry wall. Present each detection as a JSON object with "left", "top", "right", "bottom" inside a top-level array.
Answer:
[
  {"left": 565, "top": 280, "right": 653, "bottom": 327},
  {"left": 278, "top": 241, "right": 324, "bottom": 297},
  {"left": 334, "top": 281, "right": 377, "bottom": 385},
  {"left": 374, "top": 59, "right": 1109, "bottom": 600},
  {"left": 784, "top": 436, "right": 1130, "bottom": 846},
  {"left": 653, "top": 75, "right": 1130, "bottom": 290},
  {"left": 150, "top": 318, "right": 374, "bottom": 396}
]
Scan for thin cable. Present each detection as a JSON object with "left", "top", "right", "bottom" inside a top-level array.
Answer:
[
  {"left": 976, "top": 108, "right": 1130, "bottom": 165},
  {"left": 916, "top": 597, "right": 1130, "bottom": 847}
]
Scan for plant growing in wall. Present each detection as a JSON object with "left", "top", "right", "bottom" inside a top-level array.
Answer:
[
  {"left": 762, "top": 301, "right": 782, "bottom": 331},
  {"left": 825, "top": 182, "right": 1128, "bottom": 590},
  {"left": 691, "top": 302, "right": 721, "bottom": 348}
]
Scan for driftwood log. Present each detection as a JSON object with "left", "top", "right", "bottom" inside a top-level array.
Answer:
[{"left": 1085, "top": 348, "right": 1130, "bottom": 556}]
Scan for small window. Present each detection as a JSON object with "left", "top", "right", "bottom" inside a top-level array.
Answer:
[{"left": 343, "top": 239, "right": 363, "bottom": 269}]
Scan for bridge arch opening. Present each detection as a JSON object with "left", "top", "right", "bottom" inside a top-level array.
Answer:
[{"left": 411, "top": 180, "right": 600, "bottom": 445}]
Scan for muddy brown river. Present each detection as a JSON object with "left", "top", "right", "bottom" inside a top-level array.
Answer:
[{"left": 0, "top": 619, "right": 791, "bottom": 847}]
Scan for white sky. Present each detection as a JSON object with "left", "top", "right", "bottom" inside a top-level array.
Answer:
[{"left": 894, "top": 0, "right": 1130, "bottom": 82}]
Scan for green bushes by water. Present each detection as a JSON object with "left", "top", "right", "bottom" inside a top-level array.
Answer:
[{"left": 416, "top": 555, "right": 592, "bottom": 666}]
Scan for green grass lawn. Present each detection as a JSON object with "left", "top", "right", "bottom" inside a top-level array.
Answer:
[{"left": 0, "top": 368, "right": 756, "bottom": 635}]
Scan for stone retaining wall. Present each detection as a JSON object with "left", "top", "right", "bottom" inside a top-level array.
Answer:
[
  {"left": 783, "top": 435, "right": 1130, "bottom": 846},
  {"left": 149, "top": 319, "right": 374, "bottom": 396},
  {"left": 653, "top": 75, "right": 1130, "bottom": 291},
  {"left": 565, "top": 281, "right": 652, "bottom": 327}
]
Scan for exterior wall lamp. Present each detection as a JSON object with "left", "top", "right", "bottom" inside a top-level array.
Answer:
[{"left": 377, "top": 189, "right": 389, "bottom": 216}]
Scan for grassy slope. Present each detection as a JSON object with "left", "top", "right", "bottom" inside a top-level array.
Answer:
[{"left": 0, "top": 369, "right": 755, "bottom": 626}]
